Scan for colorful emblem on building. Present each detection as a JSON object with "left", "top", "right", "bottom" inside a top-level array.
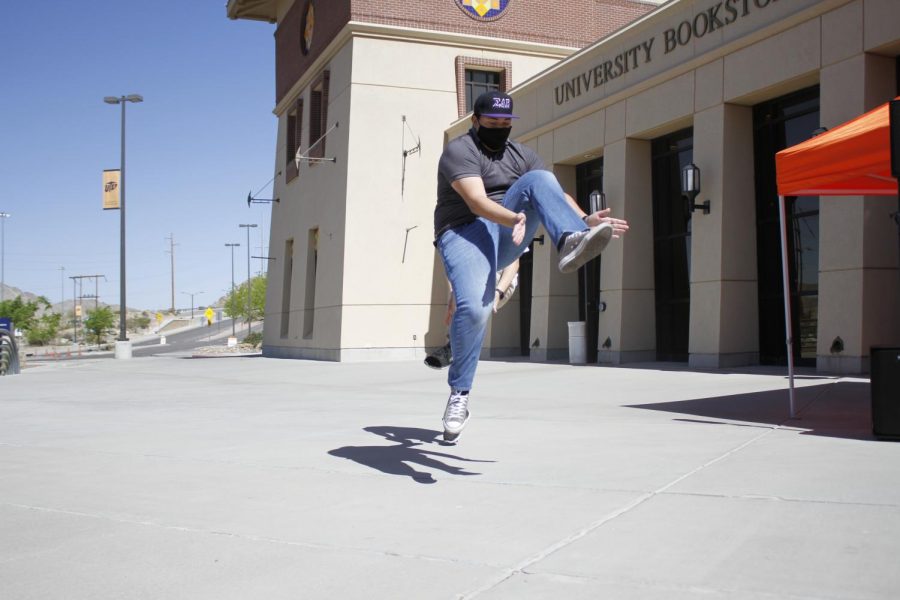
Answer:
[
  {"left": 301, "top": 1, "right": 315, "bottom": 55},
  {"left": 455, "top": 0, "right": 511, "bottom": 21}
]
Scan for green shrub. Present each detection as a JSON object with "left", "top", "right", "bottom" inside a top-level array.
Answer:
[
  {"left": 26, "top": 312, "right": 62, "bottom": 346},
  {"left": 243, "top": 332, "right": 263, "bottom": 348}
]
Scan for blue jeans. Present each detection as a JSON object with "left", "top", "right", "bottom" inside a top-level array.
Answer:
[{"left": 436, "top": 170, "right": 587, "bottom": 391}]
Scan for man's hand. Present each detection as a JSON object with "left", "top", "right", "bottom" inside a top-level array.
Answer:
[
  {"left": 444, "top": 295, "right": 456, "bottom": 326},
  {"left": 584, "top": 208, "right": 629, "bottom": 238},
  {"left": 512, "top": 212, "right": 526, "bottom": 245}
]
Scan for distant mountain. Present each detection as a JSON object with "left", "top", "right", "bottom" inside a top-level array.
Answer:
[
  {"left": 0, "top": 284, "right": 45, "bottom": 306},
  {"left": 0, "top": 283, "right": 146, "bottom": 316}
]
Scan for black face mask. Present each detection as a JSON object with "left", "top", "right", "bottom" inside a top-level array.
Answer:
[{"left": 476, "top": 125, "right": 511, "bottom": 151}]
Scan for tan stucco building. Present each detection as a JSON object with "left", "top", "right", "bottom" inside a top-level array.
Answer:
[{"left": 230, "top": 0, "right": 899, "bottom": 374}]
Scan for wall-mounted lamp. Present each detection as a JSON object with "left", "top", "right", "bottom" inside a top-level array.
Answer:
[
  {"left": 830, "top": 336, "right": 844, "bottom": 354},
  {"left": 589, "top": 189, "right": 606, "bottom": 213},
  {"left": 532, "top": 235, "right": 545, "bottom": 246},
  {"left": 681, "top": 163, "right": 710, "bottom": 214},
  {"left": 601, "top": 337, "right": 612, "bottom": 349}
]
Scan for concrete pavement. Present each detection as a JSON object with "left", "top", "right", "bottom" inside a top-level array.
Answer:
[{"left": 1, "top": 354, "right": 898, "bottom": 599}]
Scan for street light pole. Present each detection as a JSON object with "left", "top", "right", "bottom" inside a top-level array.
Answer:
[
  {"left": 59, "top": 266, "right": 65, "bottom": 314},
  {"left": 225, "top": 243, "right": 240, "bottom": 337},
  {"left": 181, "top": 291, "right": 203, "bottom": 319},
  {"left": 104, "top": 94, "right": 143, "bottom": 358},
  {"left": 238, "top": 224, "right": 257, "bottom": 335},
  {"left": 0, "top": 212, "right": 9, "bottom": 303}
]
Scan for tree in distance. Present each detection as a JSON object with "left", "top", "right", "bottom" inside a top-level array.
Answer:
[
  {"left": 0, "top": 295, "right": 61, "bottom": 345},
  {"left": 223, "top": 275, "right": 266, "bottom": 325},
  {"left": 83, "top": 306, "right": 116, "bottom": 346},
  {"left": 127, "top": 315, "right": 151, "bottom": 331},
  {"left": 26, "top": 312, "right": 61, "bottom": 346}
]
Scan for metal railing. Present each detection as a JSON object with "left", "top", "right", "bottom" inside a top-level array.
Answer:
[{"left": 0, "top": 326, "right": 20, "bottom": 375}]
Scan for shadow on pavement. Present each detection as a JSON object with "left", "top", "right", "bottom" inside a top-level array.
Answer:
[
  {"left": 626, "top": 381, "right": 877, "bottom": 441},
  {"left": 328, "top": 426, "right": 495, "bottom": 484},
  {"left": 181, "top": 353, "right": 263, "bottom": 359}
]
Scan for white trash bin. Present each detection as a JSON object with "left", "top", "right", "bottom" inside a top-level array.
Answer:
[{"left": 567, "top": 321, "right": 587, "bottom": 364}]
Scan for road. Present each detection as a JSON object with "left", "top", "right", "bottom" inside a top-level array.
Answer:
[
  {"left": 132, "top": 319, "right": 244, "bottom": 357},
  {"left": 24, "top": 319, "right": 261, "bottom": 362}
]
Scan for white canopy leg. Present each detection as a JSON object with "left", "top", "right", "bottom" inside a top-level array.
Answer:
[{"left": 778, "top": 195, "right": 796, "bottom": 418}]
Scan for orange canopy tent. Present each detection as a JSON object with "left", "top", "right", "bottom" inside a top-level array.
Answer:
[
  {"left": 773, "top": 97, "right": 899, "bottom": 416},
  {"left": 777, "top": 97, "right": 899, "bottom": 197}
]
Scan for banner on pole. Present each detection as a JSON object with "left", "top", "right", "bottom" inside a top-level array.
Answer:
[{"left": 103, "top": 169, "right": 120, "bottom": 210}]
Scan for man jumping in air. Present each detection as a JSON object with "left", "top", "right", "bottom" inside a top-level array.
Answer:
[{"left": 433, "top": 91, "right": 629, "bottom": 443}]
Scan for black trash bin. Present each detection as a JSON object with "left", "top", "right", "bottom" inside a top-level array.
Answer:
[{"left": 871, "top": 346, "right": 900, "bottom": 440}]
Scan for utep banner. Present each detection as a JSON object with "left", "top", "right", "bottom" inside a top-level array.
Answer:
[{"left": 103, "top": 169, "right": 120, "bottom": 210}]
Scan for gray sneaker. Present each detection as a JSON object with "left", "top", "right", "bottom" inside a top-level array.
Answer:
[
  {"left": 424, "top": 341, "right": 453, "bottom": 369},
  {"left": 558, "top": 223, "right": 613, "bottom": 274},
  {"left": 442, "top": 390, "right": 470, "bottom": 444}
]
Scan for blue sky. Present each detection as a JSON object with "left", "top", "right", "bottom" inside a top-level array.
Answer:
[{"left": 0, "top": 1, "right": 277, "bottom": 311}]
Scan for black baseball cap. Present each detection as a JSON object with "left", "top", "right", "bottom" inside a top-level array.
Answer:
[{"left": 473, "top": 91, "right": 519, "bottom": 119}]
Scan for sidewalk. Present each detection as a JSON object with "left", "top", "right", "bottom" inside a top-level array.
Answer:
[{"left": 1, "top": 356, "right": 898, "bottom": 599}]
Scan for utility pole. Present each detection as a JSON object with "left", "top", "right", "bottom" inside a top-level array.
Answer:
[
  {"left": 69, "top": 275, "right": 106, "bottom": 343},
  {"left": 165, "top": 233, "right": 177, "bottom": 313},
  {"left": 0, "top": 212, "right": 9, "bottom": 302},
  {"left": 59, "top": 266, "right": 65, "bottom": 314},
  {"left": 259, "top": 225, "right": 265, "bottom": 275},
  {"left": 72, "top": 278, "right": 78, "bottom": 344},
  {"left": 239, "top": 224, "right": 257, "bottom": 335},
  {"left": 225, "top": 243, "right": 240, "bottom": 337}
]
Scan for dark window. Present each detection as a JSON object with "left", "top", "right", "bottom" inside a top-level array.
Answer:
[
  {"left": 753, "top": 86, "right": 820, "bottom": 366},
  {"left": 651, "top": 129, "right": 693, "bottom": 362},
  {"left": 465, "top": 69, "right": 500, "bottom": 113},
  {"left": 303, "top": 228, "right": 318, "bottom": 339},
  {"left": 308, "top": 70, "right": 330, "bottom": 160},
  {"left": 285, "top": 98, "right": 303, "bottom": 182},
  {"left": 576, "top": 158, "right": 604, "bottom": 364},
  {"left": 281, "top": 239, "right": 294, "bottom": 338},
  {"left": 518, "top": 246, "right": 533, "bottom": 357}
]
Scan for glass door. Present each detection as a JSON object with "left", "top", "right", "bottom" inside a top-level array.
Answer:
[
  {"left": 575, "top": 158, "right": 604, "bottom": 363},
  {"left": 753, "top": 86, "right": 820, "bottom": 366},
  {"left": 651, "top": 129, "right": 693, "bottom": 362}
]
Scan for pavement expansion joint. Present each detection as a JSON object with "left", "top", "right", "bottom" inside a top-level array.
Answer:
[
  {"left": 1, "top": 501, "right": 497, "bottom": 569},
  {"left": 492, "top": 569, "right": 828, "bottom": 600},
  {"left": 663, "top": 489, "right": 900, "bottom": 509},
  {"left": 2, "top": 440, "right": 646, "bottom": 496},
  {"left": 458, "top": 424, "right": 783, "bottom": 599}
]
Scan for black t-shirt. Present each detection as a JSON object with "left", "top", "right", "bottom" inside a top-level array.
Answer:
[{"left": 434, "top": 128, "right": 545, "bottom": 239}]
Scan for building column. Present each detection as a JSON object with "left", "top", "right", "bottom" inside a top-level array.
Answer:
[
  {"left": 689, "top": 104, "right": 759, "bottom": 368},
  {"left": 818, "top": 52, "right": 898, "bottom": 373},
  {"left": 528, "top": 165, "right": 580, "bottom": 362},
  {"left": 598, "top": 137, "right": 655, "bottom": 364}
]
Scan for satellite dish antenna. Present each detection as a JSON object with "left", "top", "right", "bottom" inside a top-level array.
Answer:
[{"left": 401, "top": 115, "right": 421, "bottom": 200}]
